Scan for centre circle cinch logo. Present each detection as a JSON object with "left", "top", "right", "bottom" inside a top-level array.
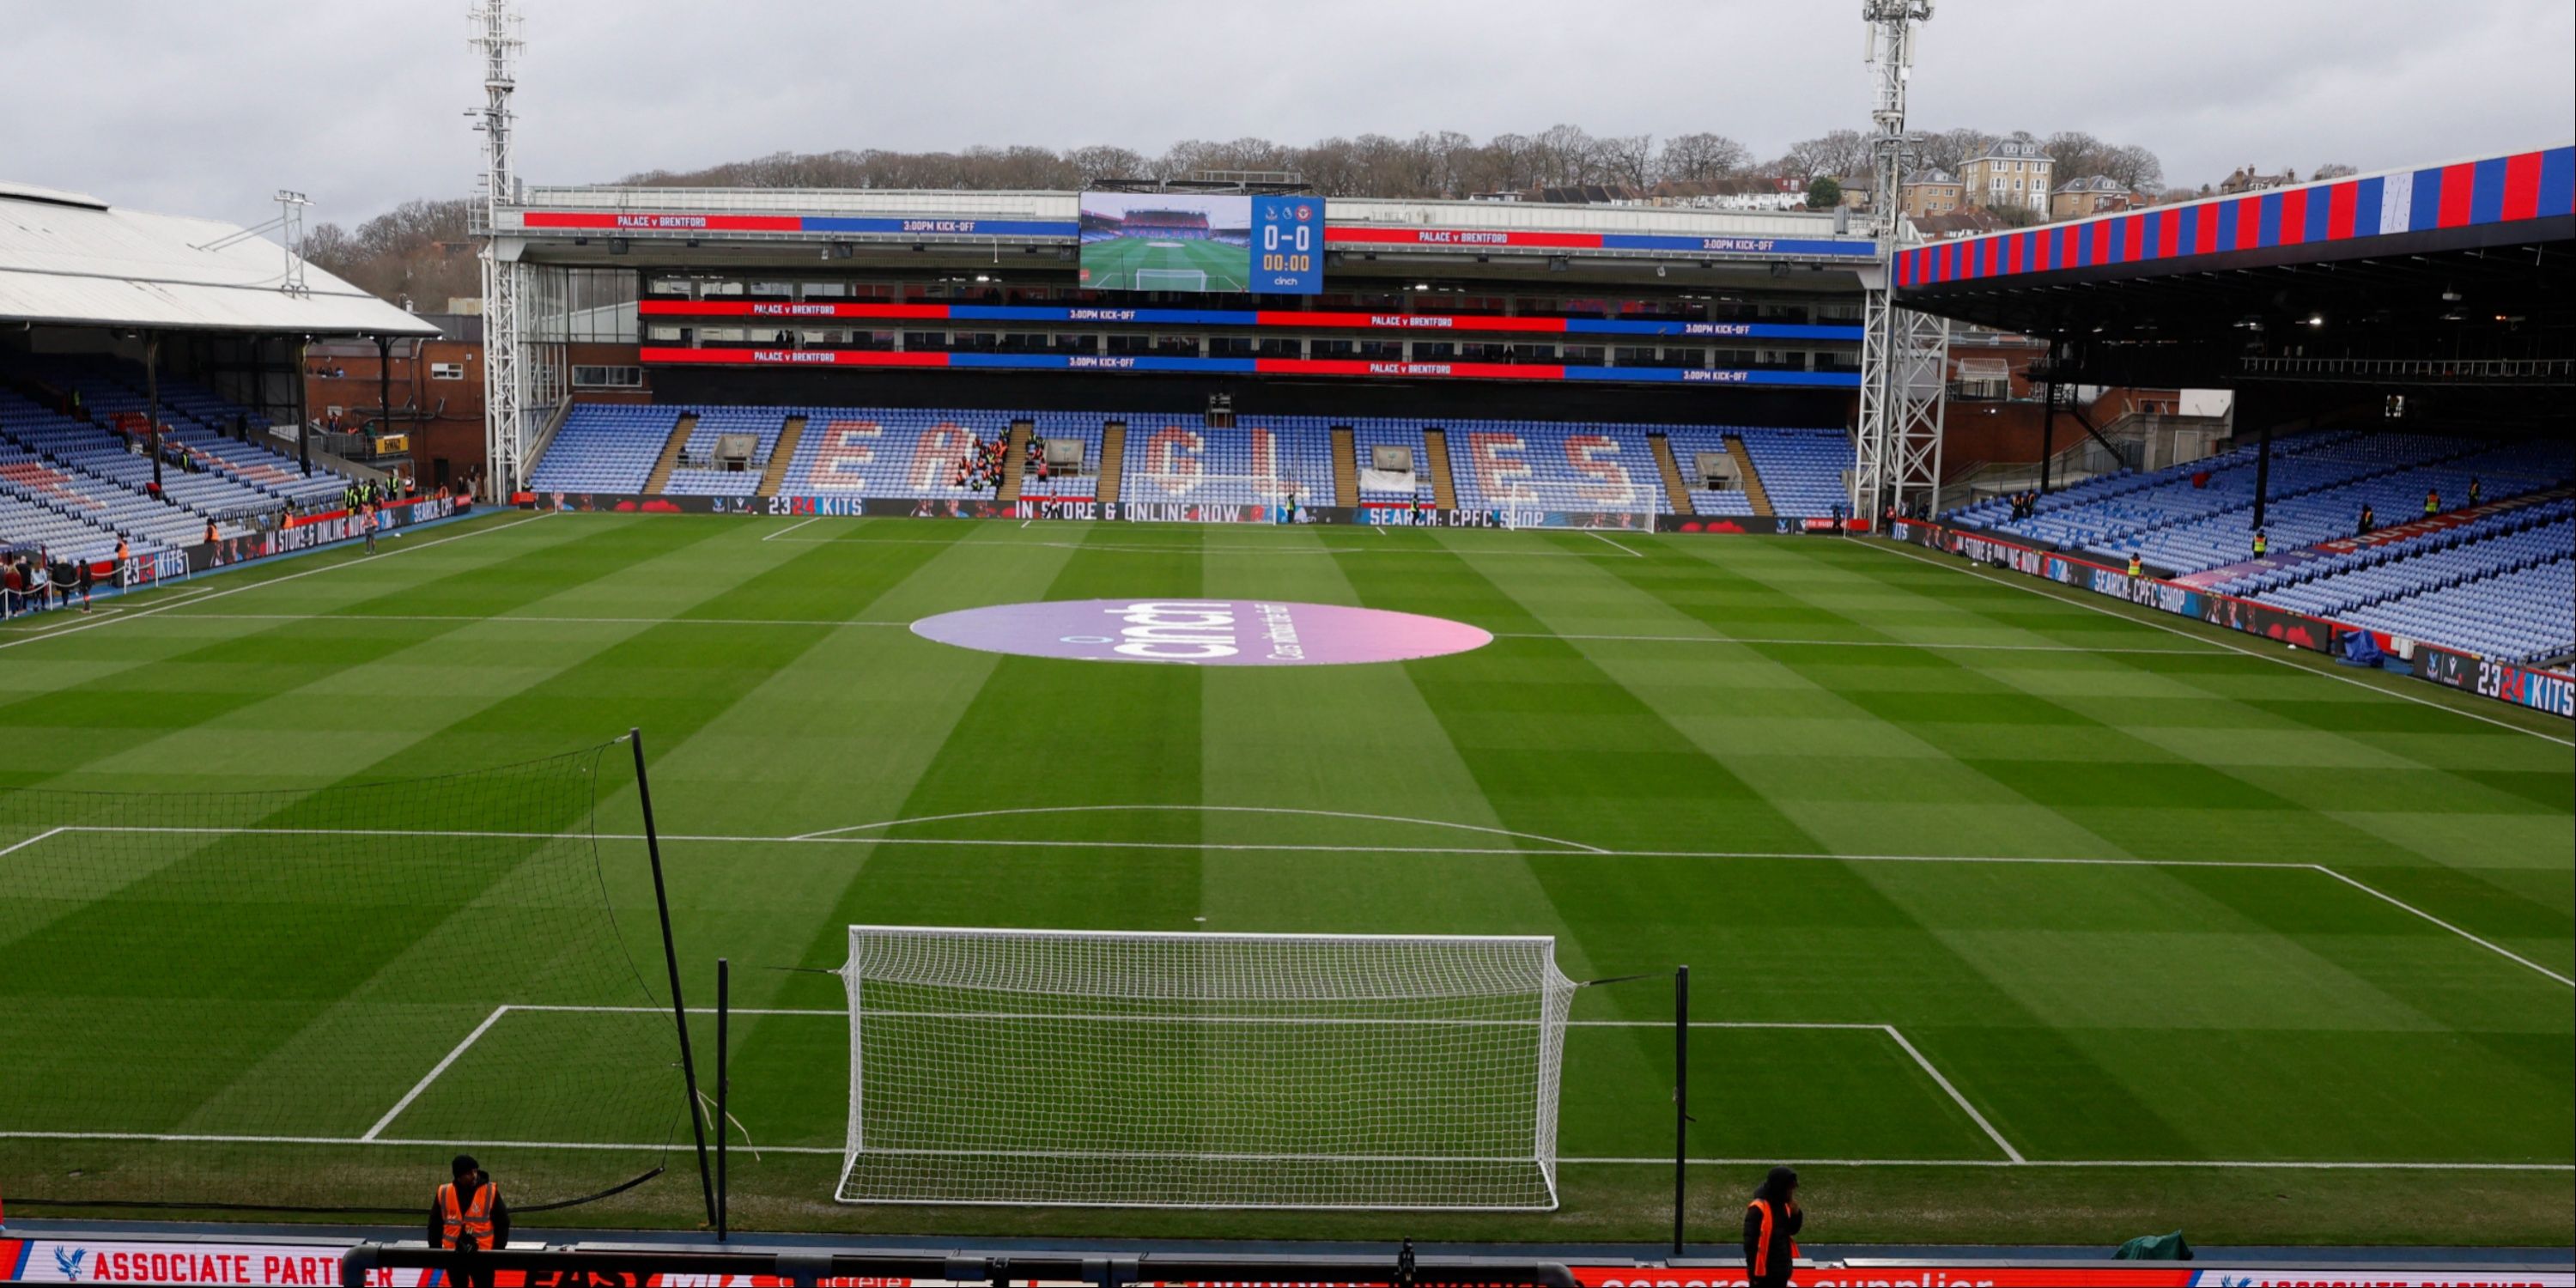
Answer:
[{"left": 910, "top": 599, "right": 1493, "bottom": 666}]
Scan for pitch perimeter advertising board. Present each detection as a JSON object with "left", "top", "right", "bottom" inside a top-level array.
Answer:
[{"left": 3, "top": 1239, "right": 2567, "bottom": 1288}]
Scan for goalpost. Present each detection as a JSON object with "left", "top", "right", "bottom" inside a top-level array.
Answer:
[
  {"left": 1134, "top": 267, "right": 1209, "bottom": 291},
  {"left": 837, "top": 927, "right": 1577, "bottom": 1210},
  {"left": 1474, "top": 479, "right": 1663, "bottom": 532}
]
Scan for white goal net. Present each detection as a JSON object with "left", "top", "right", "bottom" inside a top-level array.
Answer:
[
  {"left": 1133, "top": 267, "right": 1208, "bottom": 291},
  {"left": 838, "top": 927, "right": 1577, "bottom": 1210},
  {"left": 1475, "top": 480, "right": 1662, "bottom": 532}
]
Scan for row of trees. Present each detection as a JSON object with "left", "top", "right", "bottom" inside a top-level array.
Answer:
[
  {"left": 617, "top": 125, "right": 2168, "bottom": 203},
  {"left": 616, "top": 126, "right": 1765, "bottom": 200},
  {"left": 303, "top": 198, "right": 477, "bottom": 310},
  {"left": 305, "top": 125, "right": 2175, "bottom": 304}
]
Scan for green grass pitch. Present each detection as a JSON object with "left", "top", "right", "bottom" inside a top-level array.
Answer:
[
  {"left": 1, "top": 511, "right": 2568, "bottom": 1246},
  {"left": 1081, "top": 235, "right": 1251, "bottom": 292}
]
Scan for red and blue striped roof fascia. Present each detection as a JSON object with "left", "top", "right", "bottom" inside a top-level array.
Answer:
[{"left": 1902, "top": 145, "right": 2572, "bottom": 288}]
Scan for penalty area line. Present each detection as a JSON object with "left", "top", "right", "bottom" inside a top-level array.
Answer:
[
  {"left": 22, "top": 827, "right": 2552, "bottom": 983},
  {"left": 0, "top": 1130, "right": 2557, "bottom": 1172},
  {"left": 362, "top": 1005, "right": 513, "bottom": 1140}
]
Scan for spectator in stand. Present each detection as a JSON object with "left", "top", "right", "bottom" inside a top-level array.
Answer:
[
  {"left": 2468, "top": 477, "right": 2482, "bottom": 507},
  {"left": 2251, "top": 529, "right": 2268, "bottom": 557},
  {"left": 204, "top": 519, "right": 219, "bottom": 545},
  {"left": 2357, "top": 503, "right": 2375, "bottom": 536},
  {"left": 2424, "top": 487, "right": 2439, "bottom": 517}
]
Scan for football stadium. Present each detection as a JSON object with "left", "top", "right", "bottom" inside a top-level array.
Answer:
[{"left": 1, "top": 3, "right": 2571, "bottom": 1286}]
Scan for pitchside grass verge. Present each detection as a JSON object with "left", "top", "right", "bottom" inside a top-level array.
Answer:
[{"left": 0, "top": 511, "right": 2567, "bottom": 1245}]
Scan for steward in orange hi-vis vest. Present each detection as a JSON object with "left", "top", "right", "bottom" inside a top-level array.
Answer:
[
  {"left": 428, "top": 1153, "right": 511, "bottom": 1288},
  {"left": 1740, "top": 1165, "right": 1803, "bottom": 1288}
]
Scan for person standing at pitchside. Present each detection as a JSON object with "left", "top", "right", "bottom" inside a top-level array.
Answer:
[
  {"left": 428, "top": 1155, "right": 509, "bottom": 1288},
  {"left": 1741, "top": 1165, "right": 1803, "bottom": 1288}
]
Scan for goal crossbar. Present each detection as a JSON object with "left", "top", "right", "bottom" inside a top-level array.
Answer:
[{"left": 838, "top": 926, "right": 1576, "bottom": 1210}]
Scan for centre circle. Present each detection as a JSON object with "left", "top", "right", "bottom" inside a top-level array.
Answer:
[{"left": 911, "top": 599, "right": 1493, "bottom": 666}]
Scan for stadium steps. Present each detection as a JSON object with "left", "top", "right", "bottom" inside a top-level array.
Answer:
[
  {"left": 1727, "top": 435, "right": 1775, "bottom": 517},
  {"left": 996, "top": 421, "right": 1033, "bottom": 502},
  {"left": 1330, "top": 426, "right": 1359, "bottom": 507},
  {"left": 1649, "top": 434, "right": 1696, "bottom": 517},
  {"left": 760, "top": 416, "right": 808, "bottom": 494},
  {"left": 1422, "top": 428, "right": 1458, "bottom": 510},
  {"left": 642, "top": 412, "right": 697, "bottom": 494},
  {"left": 1096, "top": 422, "right": 1127, "bottom": 504}
]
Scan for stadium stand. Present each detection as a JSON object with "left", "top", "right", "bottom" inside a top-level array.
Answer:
[
  {"left": 1950, "top": 432, "right": 2573, "bottom": 568},
  {"left": 1020, "top": 413, "right": 1105, "bottom": 499},
  {"left": 3, "top": 354, "right": 348, "bottom": 509},
  {"left": 1443, "top": 420, "right": 1669, "bottom": 515},
  {"left": 660, "top": 407, "right": 791, "bottom": 496},
  {"left": 2212, "top": 498, "right": 2575, "bottom": 599},
  {"left": 523, "top": 404, "right": 1874, "bottom": 523},
  {"left": 1656, "top": 425, "right": 1856, "bottom": 518},
  {"left": 775, "top": 407, "right": 1017, "bottom": 497},
  {"left": 1659, "top": 428, "right": 1757, "bottom": 518},
  {"left": 1124, "top": 416, "right": 1334, "bottom": 507},
  {"left": 0, "top": 352, "right": 377, "bottom": 560},
  {"left": 1351, "top": 419, "right": 1437, "bottom": 507},
  {"left": 528, "top": 405, "right": 686, "bottom": 494},
  {"left": 1733, "top": 428, "right": 1856, "bottom": 517},
  {"left": 1947, "top": 430, "right": 2576, "bottom": 664},
  {"left": 2337, "top": 553, "right": 2575, "bottom": 666}
]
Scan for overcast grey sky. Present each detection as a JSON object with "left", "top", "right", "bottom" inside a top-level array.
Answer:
[{"left": 7, "top": 0, "right": 2570, "bottom": 228}]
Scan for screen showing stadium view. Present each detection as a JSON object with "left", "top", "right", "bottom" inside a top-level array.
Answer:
[{"left": 1078, "top": 192, "right": 1323, "bottom": 295}]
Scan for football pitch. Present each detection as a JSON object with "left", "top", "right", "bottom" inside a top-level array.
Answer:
[
  {"left": 1083, "top": 235, "right": 1250, "bottom": 292},
  {"left": 2, "top": 510, "right": 2569, "bottom": 1246}
]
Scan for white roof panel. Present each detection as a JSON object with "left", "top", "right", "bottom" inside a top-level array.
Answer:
[{"left": 0, "top": 185, "right": 439, "bottom": 336}]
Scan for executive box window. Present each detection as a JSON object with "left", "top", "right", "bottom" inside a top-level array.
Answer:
[
  {"left": 1309, "top": 338, "right": 1402, "bottom": 361},
  {"left": 1210, "top": 336, "right": 1300, "bottom": 359},
  {"left": 571, "top": 365, "right": 641, "bottom": 388}
]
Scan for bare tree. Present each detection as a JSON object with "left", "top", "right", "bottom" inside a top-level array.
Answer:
[
  {"left": 303, "top": 222, "right": 358, "bottom": 276},
  {"left": 1528, "top": 124, "right": 1602, "bottom": 187},
  {"left": 1065, "top": 145, "right": 1149, "bottom": 183},
  {"left": 1591, "top": 133, "right": 1656, "bottom": 188},
  {"left": 1916, "top": 126, "right": 1996, "bottom": 178},
  {"left": 2105, "top": 143, "right": 2164, "bottom": 191},
  {"left": 1779, "top": 129, "right": 1872, "bottom": 183},
  {"left": 1657, "top": 132, "right": 1751, "bottom": 184},
  {"left": 2312, "top": 162, "right": 2358, "bottom": 179}
]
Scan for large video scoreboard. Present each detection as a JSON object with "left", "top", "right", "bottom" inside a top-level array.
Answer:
[{"left": 1078, "top": 192, "right": 1323, "bottom": 295}]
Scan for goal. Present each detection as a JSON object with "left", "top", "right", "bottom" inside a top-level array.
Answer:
[
  {"left": 1134, "top": 267, "right": 1209, "bottom": 291},
  {"left": 1474, "top": 479, "right": 1662, "bottom": 532},
  {"left": 837, "top": 927, "right": 1577, "bottom": 1210}
]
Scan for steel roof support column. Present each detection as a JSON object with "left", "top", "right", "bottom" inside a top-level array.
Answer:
[{"left": 472, "top": 0, "right": 523, "bottom": 501}]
